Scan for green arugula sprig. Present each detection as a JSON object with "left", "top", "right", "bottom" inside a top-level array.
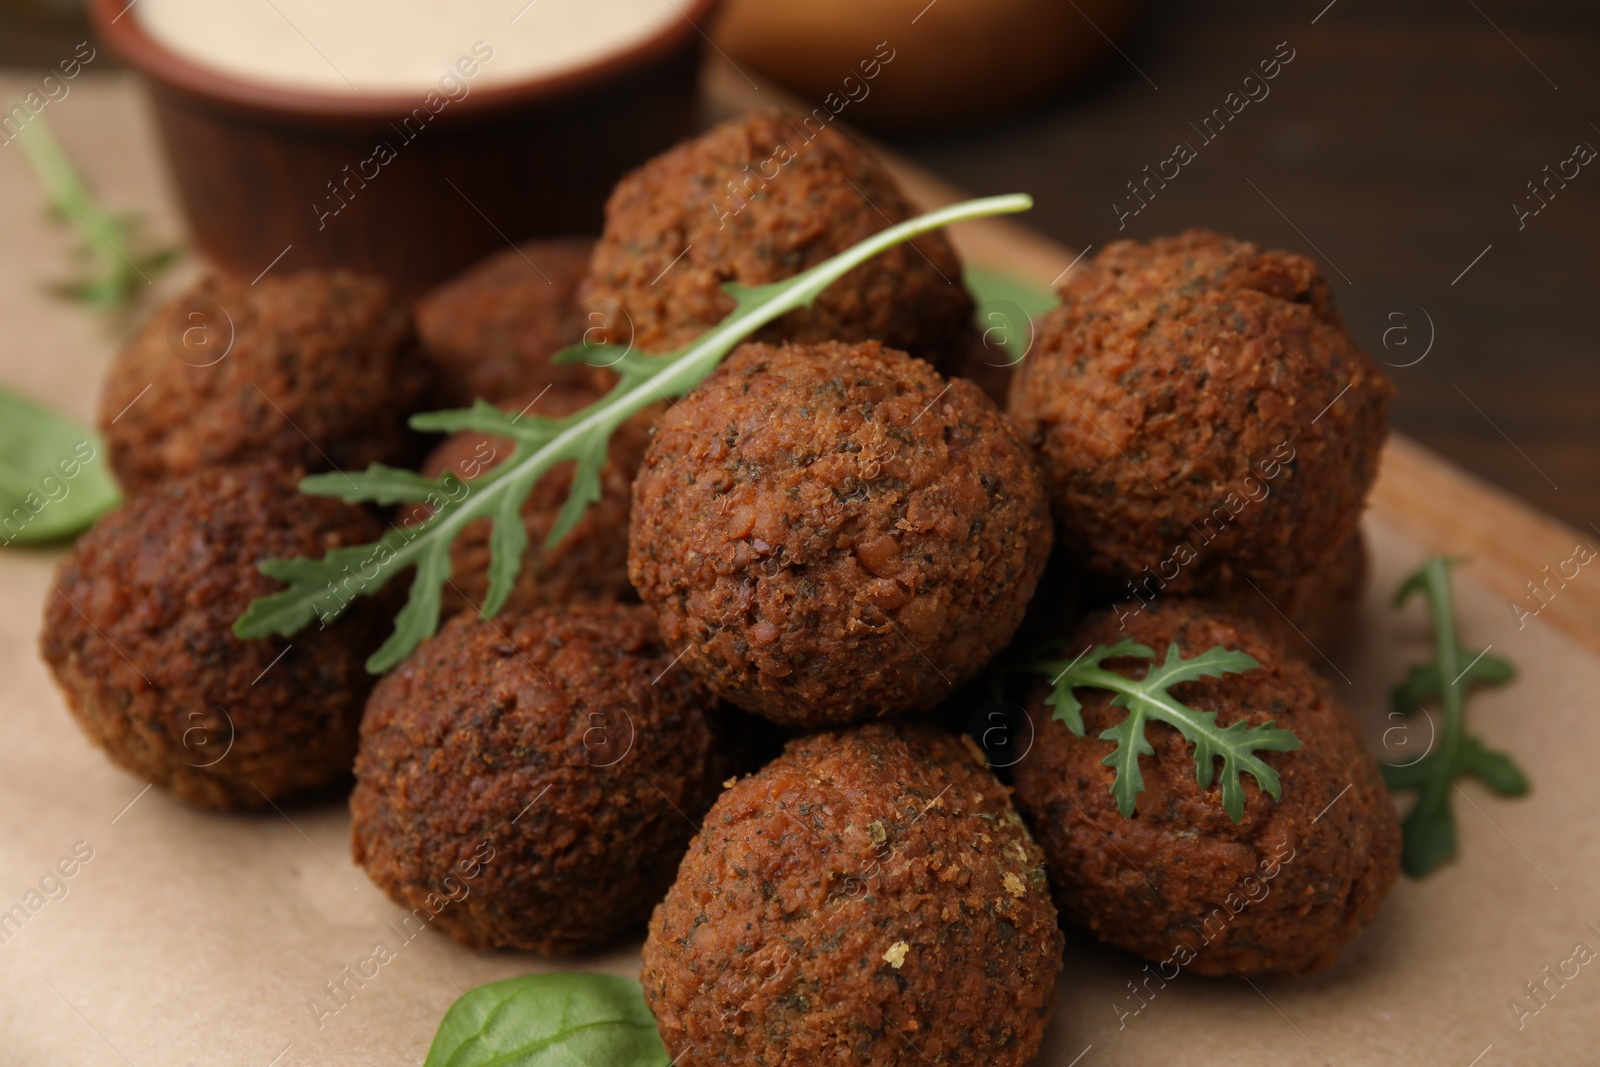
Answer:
[
  {"left": 1382, "top": 556, "right": 1527, "bottom": 878},
  {"left": 425, "top": 973, "right": 668, "bottom": 1067},
  {"left": 233, "top": 193, "right": 1034, "bottom": 672},
  {"left": 13, "top": 110, "right": 177, "bottom": 311},
  {"left": 1031, "top": 639, "right": 1301, "bottom": 821}
]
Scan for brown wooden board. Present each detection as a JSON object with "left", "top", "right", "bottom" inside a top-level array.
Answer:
[{"left": 1, "top": 70, "right": 1596, "bottom": 1065}]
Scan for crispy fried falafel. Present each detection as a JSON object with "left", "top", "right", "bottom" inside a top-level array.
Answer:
[
  {"left": 642, "top": 722, "right": 1063, "bottom": 1067},
  {"left": 350, "top": 604, "right": 748, "bottom": 955},
  {"left": 38, "top": 463, "right": 394, "bottom": 809},
  {"left": 415, "top": 237, "right": 610, "bottom": 404},
  {"left": 1011, "top": 598, "right": 1400, "bottom": 977},
  {"left": 1007, "top": 230, "right": 1392, "bottom": 593},
  {"left": 1215, "top": 529, "right": 1369, "bottom": 668},
  {"left": 407, "top": 386, "right": 649, "bottom": 618},
  {"left": 583, "top": 110, "right": 974, "bottom": 371},
  {"left": 99, "top": 271, "right": 434, "bottom": 493},
  {"left": 1087, "top": 527, "right": 1369, "bottom": 670},
  {"left": 629, "top": 340, "right": 1052, "bottom": 728}
]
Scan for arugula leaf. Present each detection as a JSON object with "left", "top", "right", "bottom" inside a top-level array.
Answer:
[
  {"left": 1382, "top": 555, "right": 1528, "bottom": 877},
  {"left": 1031, "top": 639, "right": 1299, "bottom": 822},
  {"left": 234, "top": 193, "right": 1035, "bottom": 672},
  {"left": 0, "top": 388, "right": 120, "bottom": 546},
  {"left": 963, "top": 265, "right": 1060, "bottom": 363},
  {"left": 12, "top": 109, "right": 176, "bottom": 312},
  {"left": 425, "top": 973, "right": 669, "bottom": 1067}
]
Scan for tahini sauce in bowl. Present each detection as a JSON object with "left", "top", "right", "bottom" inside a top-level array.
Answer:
[{"left": 135, "top": 0, "right": 683, "bottom": 93}]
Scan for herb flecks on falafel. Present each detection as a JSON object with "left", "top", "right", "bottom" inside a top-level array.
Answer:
[
  {"left": 629, "top": 339, "right": 1052, "bottom": 727},
  {"left": 643, "top": 723, "right": 1063, "bottom": 1067}
]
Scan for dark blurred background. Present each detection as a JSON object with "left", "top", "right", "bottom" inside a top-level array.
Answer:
[{"left": 4, "top": 0, "right": 1595, "bottom": 529}]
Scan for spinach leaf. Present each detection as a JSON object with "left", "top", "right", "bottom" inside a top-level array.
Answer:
[
  {"left": 424, "top": 973, "right": 670, "bottom": 1067},
  {"left": 0, "top": 388, "right": 120, "bottom": 546}
]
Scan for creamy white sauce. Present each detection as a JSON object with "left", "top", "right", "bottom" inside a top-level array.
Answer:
[{"left": 137, "top": 0, "right": 684, "bottom": 94}]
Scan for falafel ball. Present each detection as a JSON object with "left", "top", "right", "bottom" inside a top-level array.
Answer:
[
  {"left": 1217, "top": 528, "right": 1368, "bottom": 669},
  {"left": 629, "top": 340, "right": 1052, "bottom": 728},
  {"left": 407, "top": 386, "right": 649, "bottom": 618},
  {"left": 100, "top": 271, "right": 434, "bottom": 493},
  {"left": 415, "top": 236, "right": 611, "bottom": 404},
  {"left": 350, "top": 603, "right": 746, "bottom": 954},
  {"left": 582, "top": 110, "right": 974, "bottom": 372},
  {"left": 643, "top": 722, "right": 1063, "bottom": 1067},
  {"left": 1007, "top": 230, "right": 1393, "bottom": 593},
  {"left": 1011, "top": 598, "right": 1400, "bottom": 977},
  {"left": 39, "top": 463, "right": 394, "bottom": 809}
]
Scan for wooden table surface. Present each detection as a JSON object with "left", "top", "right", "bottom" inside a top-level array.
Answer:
[{"left": 878, "top": 0, "right": 1600, "bottom": 532}]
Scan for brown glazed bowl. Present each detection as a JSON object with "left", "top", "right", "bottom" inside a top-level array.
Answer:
[{"left": 91, "top": 0, "right": 716, "bottom": 295}]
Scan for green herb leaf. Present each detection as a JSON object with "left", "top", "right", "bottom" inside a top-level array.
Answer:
[
  {"left": 1458, "top": 736, "right": 1530, "bottom": 797},
  {"left": 234, "top": 193, "right": 1035, "bottom": 672},
  {"left": 1397, "top": 784, "right": 1458, "bottom": 880},
  {"left": 1030, "top": 639, "right": 1298, "bottom": 822},
  {"left": 1383, "top": 555, "right": 1528, "bottom": 877},
  {"left": 963, "top": 265, "right": 1060, "bottom": 363},
  {"left": 12, "top": 109, "right": 176, "bottom": 312},
  {"left": 0, "top": 388, "right": 120, "bottom": 546},
  {"left": 1392, "top": 649, "right": 1514, "bottom": 714},
  {"left": 424, "top": 973, "right": 669, "bottom": 1067}
]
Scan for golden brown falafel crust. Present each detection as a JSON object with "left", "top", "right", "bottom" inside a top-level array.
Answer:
[
  {"left": 1094, "top": 527, "right": 1369, "bottom": 670},
  {"left": 642, "top": 723, "right": 1063, "bottom": 1067},
  {"left": 38, "top": 463, "right": 394, "bottom": 809},
  {"left": 582, "top": 110, "right": 974, "bottom": 371},
  {"left": 410, "top": 386, "right": 649, "bottom": 618},
  {"left": 1218, "top": 529, "right": 1368, "bottom": 668},
  {"left": 415, "top": 237, "right": 611, "bottom": 404},
  {"left": 350, "top": 604, "right": 744, "bottom": 955},
  {"left": 99, "top": 271, "right": 435, "bottom": 493},
  {"left": 629, "top": 340, "right": 1052, "bottom": 728},
  {"left": 1007, "top": 230, "right": 1393, "bottom": 592},
  {"left": 1011, "top": 599, "right": 1400, "bottom": 977}
]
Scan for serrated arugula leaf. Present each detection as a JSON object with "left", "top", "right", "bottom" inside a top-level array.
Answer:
[
  {"left": 14, "top": 109, "right": 176, "bottom": 312},
  {"left": 424, "top": 973, "right": 669, "bottom": 1067},
  {"left": 1392, "top": 646, "right": 1516, "bottom": 715},
  {"left": 1398, "top": 787, "right": 1458, "bottom": 881},
  {"left": 1458, "top": 735, "right": 1530, "bottom": 797},
  {"left": 234, "top": 194, "right": 1035, "bottom": 672},
  {"left": 300, "top": 464, "right": 453, "bottom": 506},
  {"left": 481, "top": 483, "right": 529, "bottom": 620},
  {"left": 1030, "top": 639, "right": 1297, "bottom": 822},
  {"left": 1383, "top": 556, "right": 1528, "bottom": 878}
]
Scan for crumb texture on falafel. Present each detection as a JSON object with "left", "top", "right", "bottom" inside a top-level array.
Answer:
[
  {"left": 416, "top": 236, "right": 607, "bottom": 404},
  {"left": 629, "top": 339, "right": 1052, "bottom": 728},
  {"left": 350, "top": 604, "right": 743, "bottom": 955},
  {"left": 99, "top": 271, "right": 435, "bottom": 493},
  {"left": 583, "top": 110, "right": 974, "bottom": 371},
  {"left": 1008, "top": 230, "right": 1392, "bottom": 592},
  {"left": 38, "top": 462, "right": 393, "bottom": 809},
  {"left": 643, "top": 723, "right": 1063, "bottom": 1067}
]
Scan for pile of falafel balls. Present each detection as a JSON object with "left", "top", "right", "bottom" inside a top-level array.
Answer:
[{"left": 40, "top": 109, "right": 1401, "bottom": 1066}]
